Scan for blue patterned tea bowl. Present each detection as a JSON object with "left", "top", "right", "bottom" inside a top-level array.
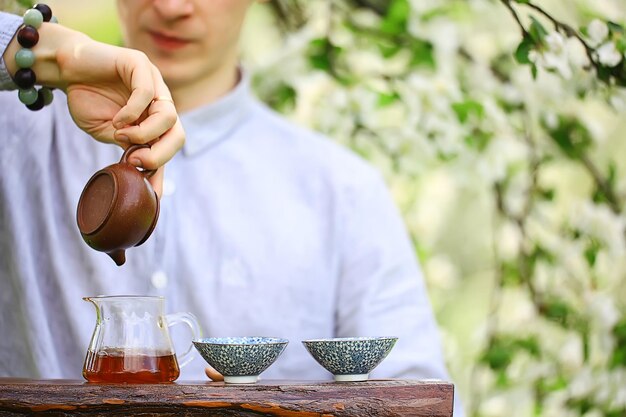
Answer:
[
  {"left": 302, "top": 337, "right": 398, "bottom": 382},
  {"left": 193, "top": 337, "right": 288, "bottom": 384}
]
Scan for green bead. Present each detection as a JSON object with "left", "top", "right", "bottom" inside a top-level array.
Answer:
[
  {"left": 23, "top": 9, "right": 43, "bottom": 29},
  {"left": 50, "top": 16, "right": 58, "bottom": 24},
  {"left": 41, "top": 88, "right": 54, "bottom": 105},
  {"left": 15, "top": 48, "right": 35, "bottom": 68},
  {"left": 18, "top": 88, "right": 38, "bottom": 105}
]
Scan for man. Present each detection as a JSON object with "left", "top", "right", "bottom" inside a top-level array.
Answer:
[{"left": 1, "top": 1, "right": 461, "bottom": 414}]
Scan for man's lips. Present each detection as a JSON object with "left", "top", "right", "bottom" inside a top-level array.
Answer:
[{"left": 148, "top": 31, "right": 190, "bottom": 50}]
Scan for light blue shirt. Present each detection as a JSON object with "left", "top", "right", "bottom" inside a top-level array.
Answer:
[{"left": 0, "top": 11, "right": 461, "bottom": 415}]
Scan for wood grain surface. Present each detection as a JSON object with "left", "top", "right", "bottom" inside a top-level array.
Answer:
[{"left": 0, "top": 378, "right": 454, "bottom": 416}]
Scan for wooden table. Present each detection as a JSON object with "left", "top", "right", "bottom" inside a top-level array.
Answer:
[{"left": 0, "top": 378, "right": 453, "bottom": 416}]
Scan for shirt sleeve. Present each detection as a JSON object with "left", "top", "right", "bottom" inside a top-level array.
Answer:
[
  {"left": 0, "top": 12, "right": 23, "bottom": 90},
  {"left": 335, "top": 170, "right": 464, "bottom": 417}
]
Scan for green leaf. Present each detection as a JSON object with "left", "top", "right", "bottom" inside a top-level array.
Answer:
[
  {"left": 501, "top": 262, "right": 522, "bottom": 287},
  {"left": 568, "top": 398, "right": 593, "bottom": 415},
  {"left": 545, "top": 117, "right": 592, "bottom": 159},
  {"left": 592, "top": 162, "right": 617, "bottom": 204},
  {"left": 529, "top": 16, "right": 548, "bottom": 44},
  {"left": 513, "top": 0, "right": 531, "bottom": 3},
  {"left": 380, "top": 0, "right": 410, "bottom": 35},
  {"left": 515, "top": 36, "right": 535, "bottom": 64},
  {"left": 465, "top": 130, "right": 492, "bottom": 152},
  {"left": 583, "top": 238, "right": 601, "bottom": 267},
  {"left": 378, "top": 42, "right": 403, "bottom": 58},
  {"left": 452, "top": 100, "right": 484, "bottom": 123},
  {"left": 541, "top": 299, "right": 573, "bottom": 326},
  {"left": 377, "top": 92, "right": 401, "bottom": 107},
  {"left": 17, "top": 0, "right": 34, "bottom": 8},
  {"left": 529, "top": 244, "right": 556, "bottom": 267},
  {"left": 531, "top": 63, "right": 538, "bottom": 79},
  {"left": 607, "top": 21, "right": 624, "bottom": 36},
  {"left": 307, "top": 38, "right": 331, "bottom": 71},
  {"left": 421, "top": 7, "right": 449, "bottom": 22},
  {"left": 538, "top": 188, "right": 556, "bottom": 201},
  {"left": 495, "top": 369, "right": 509, "bottom": 387},
  {"left": 608, "top": 161, "right": 617, "bottom": 188},
  {"left": 481, "top": 336, "right": 541, "bottom": 372},
  {"left": 515, "top": 337, "right": 540, "bottom": 357},
  {"left": 617, "top": 62, "right": 626, "bottom": 86},
  {"left": 536, "top": 375, "right": 568, "bottom": 396},
  {"left": 610, "top": 318, "right": 626, "bottom": 368},
  {"left": 265, "top": 83, "right": 296, "bottom": 113},
  {"left": 482, "top": 341, "right": 513, "bottom": 371},
  {"left": 410, "top": 39, "right": 435, "bottom": 69},
  {"left": 307, "top": 38, "right": 342, "bottom": 73}
]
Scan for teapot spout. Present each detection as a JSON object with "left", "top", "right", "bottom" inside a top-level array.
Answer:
[{"left": 107, "top": 249, "right": 126, "bottom": 266}]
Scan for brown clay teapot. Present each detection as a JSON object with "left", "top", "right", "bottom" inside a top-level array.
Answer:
[{"left": 76, "top": 145, "right": 160, "bottom": 266}]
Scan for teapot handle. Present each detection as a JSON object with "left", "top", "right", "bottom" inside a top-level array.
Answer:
[
  {"left": 121, "top": 144, "right": 158, "bottom": 179},
  {"left": 166, "top": 312, "right": 203, "bottom": 368}
]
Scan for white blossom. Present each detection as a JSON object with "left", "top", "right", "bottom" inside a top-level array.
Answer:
[
  {"left": 559, "top": 333, "right": 584, "bottom": 373},
  {"left": 596, "top": 41, "right": 623, "bottom": 67},
  {"left": 498, "top": 289, "right": 537, "bottom": 334},
  {"left": 571, "top": 201, "right": 626, "bottom": 256},
  {"left": 530, "top": 32, "right": 574, "bottom": 79},
  {"left": 586, "top": 292, "right": 620, "bottom": 330},
  {"left": 496, "top": 221, "right": 522, "bottom": 260},
  {"left": 587, "top": 19, "right": 609, "bottom": 46},
  {"left": 569, "top": 366, "right": 595, "bottom": 399},
  {"left": 479, "top": 394, "right": 508, "bottom": 417}
]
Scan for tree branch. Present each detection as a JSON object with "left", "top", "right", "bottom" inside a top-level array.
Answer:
[{"left": 499, "top": 0, "right": 530, "bottom": 38}]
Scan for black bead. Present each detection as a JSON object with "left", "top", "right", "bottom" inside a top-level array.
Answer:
[
  {"left": 14, "top": 68, "right": 36, "bottom": 89},
  {"left": 33, "top": 4, "right": 53, "bottom": 22},
  {"left": 17, "top": 25, "right": 39, "bottom": 48},
  {"left": 26, "top": 89, "right": 46, "bottom": 111}
]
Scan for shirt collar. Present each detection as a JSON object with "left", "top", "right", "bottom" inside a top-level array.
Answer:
[{"left": 179, "top": 70, "right": 253, "bottom": 156}]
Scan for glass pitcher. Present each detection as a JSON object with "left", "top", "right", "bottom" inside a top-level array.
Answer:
[{"left": 83, "top": 295, "right": 201, "bottom": 383}]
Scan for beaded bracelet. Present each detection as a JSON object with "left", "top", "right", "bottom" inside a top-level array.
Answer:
[{"left": 15, "top": 4, "right": 57, "bottom": 111}]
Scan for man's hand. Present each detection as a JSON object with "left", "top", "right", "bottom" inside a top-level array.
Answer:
[
  {"left": 60, "top": 38, "right": 184, "bottom": 198},
  {"left": 3, "top": 22, "right": 185, "bottom": 197}
]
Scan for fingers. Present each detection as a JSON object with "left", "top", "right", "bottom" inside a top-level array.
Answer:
[
  {"left": 205, "top": 365, "right": 224, "bottom": 382},
  {"left": 112, "top": 50, "right": 155, "bottom": 129},
  {"left": 114, "top": 99, "right": 177, "bottom": 144},
  {"left": 123, "top": 117, "right": 185, "bottom": 170},
  {"left": 113, "top": 62, "right": 184, "bottom": 170}
]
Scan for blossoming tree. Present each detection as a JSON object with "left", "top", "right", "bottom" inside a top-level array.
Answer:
[{"left": 248, "top": 1, "right": 626, "bottom": 416}]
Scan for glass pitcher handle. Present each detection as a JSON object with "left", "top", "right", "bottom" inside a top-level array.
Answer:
[{"left": 166, "top": 312, "right": 202, "bottom": 368}]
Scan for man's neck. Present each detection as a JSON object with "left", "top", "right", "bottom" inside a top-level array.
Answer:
[{"left": 170, "top": 63, "right": 240, "bottom": 113}]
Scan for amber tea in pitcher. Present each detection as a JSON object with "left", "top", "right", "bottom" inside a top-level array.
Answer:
[
  {"left": 83, "top": 296, "right": 201, "bottom": 383},
  {"left": 83, "top": 348, "right": 180, "bottom": 383}
]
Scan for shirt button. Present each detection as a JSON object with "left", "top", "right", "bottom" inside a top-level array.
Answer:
[
  {"left": 163, "top": 179, "right": 176, "bottom": 197},
  {"left": 151, "top": 270, "right": 168, "bottom": 289}
]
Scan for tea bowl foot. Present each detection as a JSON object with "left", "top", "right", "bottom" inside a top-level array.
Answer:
[
  {"left": 334, "top": 374, "right": 369, "bottom": 382},
  {"left": 223, "top": 375, "right": 259, "bottom": 384}
]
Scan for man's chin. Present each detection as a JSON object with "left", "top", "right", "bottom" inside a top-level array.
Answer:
[{"left": 161, "top": 72, "right": 194, "bottom": 90}]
